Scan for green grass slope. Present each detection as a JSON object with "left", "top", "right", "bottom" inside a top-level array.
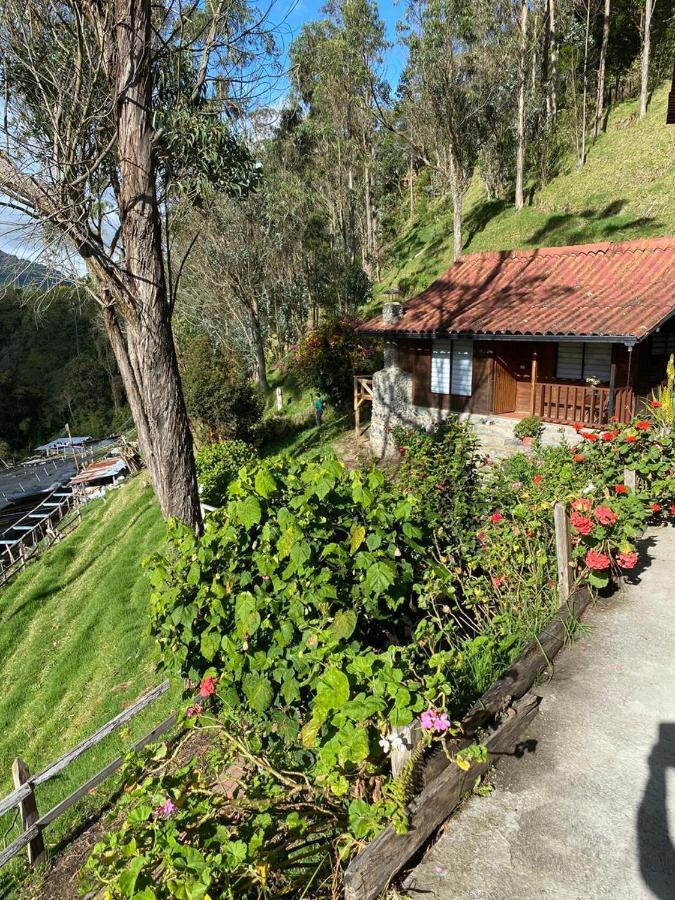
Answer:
[
  {"left": 0, "top": 474, "right": 177, "bottom": 878},
  {"left": 378, "top": 82, "right": 675, "bottom": 302}
]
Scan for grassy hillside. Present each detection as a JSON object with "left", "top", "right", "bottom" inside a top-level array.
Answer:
[
  {"left": 0, "top": 475, "right": 178, "bottom": 883},
  {"left": 377, "top": 83, "right": 675, "bottom": 303}
]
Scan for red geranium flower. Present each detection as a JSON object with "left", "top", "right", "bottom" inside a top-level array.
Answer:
[
  {"left": 635, "top": 420, "right": 651, "bottom": 431},
  {"left": 198, "top": 676, "right": 217, "bottom": 698},
  {"left": 572, "top": 422, "right": 584, "bottom": 432},
  {"left": 586, "top": 549, "right": 611, "bottom": 570},
  {"left": 583, "top": 432, "right": 599, "bottom": 442},
  {"left": 651, "top": 502, "right": 662, "bottom": 514},
  {"left": 614, "top": 484, "right": 628, "bottom": 494},
  {"left": 570, "top": 512, "right": 594, "bottom": 535},
  {"left": 601, "top": 431, "right": 618, "bottom": 442},
  {"left": 571, "top": 498, "right": 592, "bottom": 512},
  {"left": 533, "top": 474, "right": 543, "bottom": 484},
  {"left": 670, "top": 505, "right": 675, "bottom": 516},
  {"left": 609, "top": 416, "right": 618, "bottom": 423},
  {"left": 573, "top": 454, "right": 585, "bottom": 463},
  {"left": 594, "top": 505, "right": 618, "bottom": 526},
  {"left": 490, "top": 512, "right": 503, "bottom": 523},
  {"left": 616, "top": 551, "right": 638, "bottom": 570},
  {"left": 650, "top": 400, "right": 661, "bottom": 408},
  {"left": 624, "top": 434, "right": 638, "bottom": 443}
]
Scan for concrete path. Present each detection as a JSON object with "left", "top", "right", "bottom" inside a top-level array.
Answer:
[{"left": 406, "top": 527, "right": 675, "bottom": 900}]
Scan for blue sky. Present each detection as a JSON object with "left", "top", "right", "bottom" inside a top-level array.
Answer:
[{"left": 271, "top": 0, "right": 408, "bottom": 96}]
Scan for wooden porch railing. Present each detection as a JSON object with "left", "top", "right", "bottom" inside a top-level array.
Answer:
[
  {"left": 534, "top": 382, "right": 635, "bottom": 426},
  {"left": 354, "top": 376, "right": 373, "bottom": 434}
]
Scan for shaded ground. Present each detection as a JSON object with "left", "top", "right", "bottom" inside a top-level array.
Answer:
[{"left": 405, "top": 527, "right": 675, "bottom": 900}]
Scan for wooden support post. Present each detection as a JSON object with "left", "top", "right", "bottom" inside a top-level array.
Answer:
[
  {"left": 624, "top": 467, "right": 637, "bottom": 491},
  {"left": 11, "top": 758, "right": 45, "bottom": 867},
  {"left": 553, "top": 502, "right": 572, "bottom": 602},
  {"left": 530, "top": 352, "right": 538, "bottom": 415},
  {"left": 354, "top": 376, "right": 360, "bottom": 435},
  {"left": 608, "top": 363, "right": 616, "bottom": 420},
  {"left": 275, "top": 387, "right": 283, "bottom": 411}
]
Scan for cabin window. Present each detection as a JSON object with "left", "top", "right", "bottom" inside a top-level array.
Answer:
[
  {"left": 431, "top": 338, "right": 473, "bottom": 396},
  {"left": 556, "top": 342, "right": 611, "bottom": 383}
]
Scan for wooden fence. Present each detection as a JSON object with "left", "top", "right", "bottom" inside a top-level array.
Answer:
[
  {"left": 0, "top": 488, "right": 81, "bottom": 588},
  {"left": 0, "top": 681, "right": 175, "bottom": 869},
  {"left": 343, "top": 474, "right": 637, "bottom": 899}
]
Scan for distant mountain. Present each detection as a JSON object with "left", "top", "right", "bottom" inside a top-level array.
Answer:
[{"left": 0, "top": 248, "right": 64, "bottom": 289}]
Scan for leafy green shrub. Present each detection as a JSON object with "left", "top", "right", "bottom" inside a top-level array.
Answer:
[
  {"left": 392, "top": 418, "right": 483, "bottom": 541},
  {"left": 513, "top": 415, "right": 544, "bottom": 440},
  {"left": 195, "top": 440, "right": 255, "bottom": 506},
  {"left": 283, "top": 317, "right": 381, "bottom": 407},
  {"left": 181, "top": 336, "right": 264, "bottom": 442}
]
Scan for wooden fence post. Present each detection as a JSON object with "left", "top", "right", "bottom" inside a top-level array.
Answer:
[
  {"left": 624, "top": 467, "right": 637, "bottom": 491},
  {"left": 11, "top": 758, "right": 45, "bottom": 867},
  {"left": 553, "top": 501, "right": 572, "bottom": 602},
  {"left": 275, "top": 387, "right": 283, "bottom": 411},
  {"left": 530, "top": 353, "right": 538, "bottom": 416},
  {"left": 354, "top": 376, "right": 360, "bottom": 435}
]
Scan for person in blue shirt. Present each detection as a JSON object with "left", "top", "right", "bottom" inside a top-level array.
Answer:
[{"left": 314, "top": 395, "right": 325, "bottom": 426}]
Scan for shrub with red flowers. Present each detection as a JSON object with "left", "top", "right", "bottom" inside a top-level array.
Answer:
[{"left": 283, "top": 317, "right": 381, "bottom": 407}]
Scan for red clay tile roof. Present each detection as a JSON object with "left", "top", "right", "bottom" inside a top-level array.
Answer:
[{"left": 361, "top": 238, "right": 675, "bottom": 342}]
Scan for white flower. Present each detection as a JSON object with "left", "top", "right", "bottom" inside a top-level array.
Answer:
[
  {"left": 583, "top": 483, "right": 596, "bottom": 494},
  {"left": 390, "top": 734, "right": 406, "bottom": 753},
  {"left": 379, "top": 736, "right": 391, "bottom": 754}
]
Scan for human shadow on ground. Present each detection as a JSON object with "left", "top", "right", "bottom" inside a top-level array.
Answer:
[{"left": 637, "top": 723, "right": 675, "bottom": 899}]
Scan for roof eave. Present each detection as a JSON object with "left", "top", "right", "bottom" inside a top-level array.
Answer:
[{"left": 357, "top": 328, "right": 640, "bottom": 345}]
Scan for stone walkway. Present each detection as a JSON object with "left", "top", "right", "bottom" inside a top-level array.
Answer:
[{"left": 405, "top": 527, "right": 675, "bottom": 900}]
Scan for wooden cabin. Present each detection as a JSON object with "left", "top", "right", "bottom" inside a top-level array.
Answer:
[{"left": 360, "top": 238, "right": 675, "bottom": 439}]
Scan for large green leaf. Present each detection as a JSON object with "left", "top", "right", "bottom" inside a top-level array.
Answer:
[
  {"left": 330, "top": 609, "right": 357, "bottom": 642},
  {"left": 315, "top": 666, "right": 350, "bottom": 711},
  {"left": 254, "top": 468, "right": 277, "bottom": 499},
  {"left": 243, "top": 673, "right": 274, "bottom": 713},
  {"left": 235, "top": 593, "right": 261, "bottom": 636},
  {"left": 238, "top": 495, "right": 261, "bottom": 529}
]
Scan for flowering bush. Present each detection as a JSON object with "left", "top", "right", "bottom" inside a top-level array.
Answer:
[
  {"left": 283, "top": 317, "right": 381, "bottom": 407},
  {"left": 392, "top": 419, "right": 483, "bottom": 541}
]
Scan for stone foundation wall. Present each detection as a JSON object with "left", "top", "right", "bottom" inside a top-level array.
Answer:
[{"left": 369, "top": 365, "right": 452, "bottom": 457}]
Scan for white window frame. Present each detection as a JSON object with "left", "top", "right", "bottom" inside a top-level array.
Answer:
[{"left": 431, "top": 338, "right": 473, "bottom": 397}]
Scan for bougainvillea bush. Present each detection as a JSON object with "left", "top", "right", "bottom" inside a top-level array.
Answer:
[{"left": 283, "top": 317, "right": 381, "bottom": 407}]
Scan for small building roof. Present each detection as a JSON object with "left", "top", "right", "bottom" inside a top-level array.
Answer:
[
  {"left": 360, "top": 238, "right": 675, "bottom": 343},
  {"left": 69, "top": 457, "right": 127, "bottom": 486},
  {"left": 36, "top": 436, "right": 92, "bottom": 452}
]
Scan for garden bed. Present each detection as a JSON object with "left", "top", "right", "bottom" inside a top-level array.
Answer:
[{"left": 343, "top": 585, "right": 592, "bottom": 900}]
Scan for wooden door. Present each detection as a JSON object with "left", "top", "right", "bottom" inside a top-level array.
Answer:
[{"left": 492, "top": 357, "right": 517, "bottom": 414}]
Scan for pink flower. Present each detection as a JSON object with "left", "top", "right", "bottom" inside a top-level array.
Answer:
[
  {"left": 156, "top": 798, "right": 176, "bottom": 818},
  {"left": 491, "top": 576, "right": 505, "bottom": 588},
  {"left": 616, "top": 551, "right": 638, "bottom": 570},
  {"left": 490, "top": 512, "right": 503, "bottom": 524},
  {"left": 198, "top": 676, "right": 217, "bottom": 698},
  {"left": 571, "top": 498, "right": 592, "bottom": 512},
  {"left": 594, "top": 505, "right": 618, "bottom": 526},
  {"left": 186, "top": 703, "right": 203, "bottom": 718},
  {"left": 570, "top": 512, "right": 594, "bottom": 536},
  {"left": 420, "top": 710, "right": 436, "bottom": 730},
  {"left": 585, "top": 549, "right": 611, "bottom": 570},
  {"left": 420, "top": 709, "right": 451, "bottom": 732}
]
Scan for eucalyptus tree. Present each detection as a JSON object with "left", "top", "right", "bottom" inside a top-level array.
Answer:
[
  {"left": 396, "top": 0, "right": 496, "bottom": 259},
  {"left": 0, "top": 0, "right": 272, "bottom": 531}
]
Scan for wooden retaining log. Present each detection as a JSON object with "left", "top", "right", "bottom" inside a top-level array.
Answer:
[{"left": 344, "top": 693, "right": 541, "bottom": 900}]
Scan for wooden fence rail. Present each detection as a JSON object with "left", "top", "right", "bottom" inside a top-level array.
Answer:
[{"left": 0, "top": 681, "right": 173, "bottom": 870}]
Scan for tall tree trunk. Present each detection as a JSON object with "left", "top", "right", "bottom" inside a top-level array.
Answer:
[
  {"left": 639, "top": 0, "right": 653, "bottom": 118},
  {"left": 109, "top": 0, "right": 201, "bottom": 531},
  {"left": 515, "top": 0, "right": 529, "bottom": 211},
  {"left": 449, "top": 151, "right": 463, "bottom": 260},
  {"left": 250, "top": 311, "right": 269, "bottom": 391},
  {"left": 548, "top": 0, "right": 558, "bottom": 120},
  {"left": 593, "top": 0, "right": 611, "bottom": 138},
  {"left": 578, "top": 0, "right": 591, "bottom": 168},
  {"left": 363, "top": 157, "right": 374, "bottom": 279}
]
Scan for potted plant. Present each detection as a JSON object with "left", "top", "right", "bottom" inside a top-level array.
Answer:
[{"left": 513, "top": 415, "right": 544, "bottom": 447}]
